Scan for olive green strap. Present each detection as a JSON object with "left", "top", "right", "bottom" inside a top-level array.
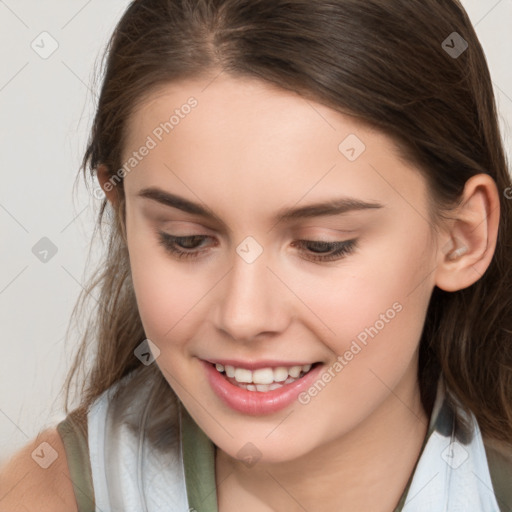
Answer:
[
  {"left": 180, "top": 403, "right": 219, "bottom": 512},
  {"left": 484, "top": 439, "right": 512, "bottom": 512},
  {"left": 56, "top": 409, "right": 95, "bottom": 512}
]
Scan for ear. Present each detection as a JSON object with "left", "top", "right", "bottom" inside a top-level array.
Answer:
[
  {"left": 96, "top": 164, "right": 119, "bottom": 207},
  {"left": 434, "top": 173, "right": 500, "bottom": 292}
]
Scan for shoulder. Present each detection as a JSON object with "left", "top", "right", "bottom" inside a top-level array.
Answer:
[{"left": 0, "top": 426, "right": 78, "bottom": 512}]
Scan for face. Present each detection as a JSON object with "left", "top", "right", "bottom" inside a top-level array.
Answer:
[{"left": 121, "top": 74, "right": 441, "bottom": 464}]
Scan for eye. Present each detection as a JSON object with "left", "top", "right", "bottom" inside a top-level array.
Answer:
[
  {"left": 157, "top": 233, "right": 213, "bottom": 260},
  {"left": 291, "top": 239, "right": 357, "bottom": 262},
  {"left": 157, "top": 232, "right": 357, "bottom": 262}
]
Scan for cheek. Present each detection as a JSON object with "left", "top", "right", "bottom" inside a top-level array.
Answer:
[
  {"left": 126, "top": 220, "right": 205, "bottom": 348},
  {"left": 289, "top": 230, "right": 433, "bottom": 436},
  {"left": 292, "top": 225, "right": 434, "bottom": 365}
]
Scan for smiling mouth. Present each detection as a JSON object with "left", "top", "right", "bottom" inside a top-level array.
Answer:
[{"left": 211, "top": 361, "right": 322, "bottom": 392}]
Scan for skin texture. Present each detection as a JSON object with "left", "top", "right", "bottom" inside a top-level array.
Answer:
[
  {"left": 101, "top": 73, "right": 498, "bottom": 511},
  {"left": 0, "top": 427, "right": 78, "bottom": 512}
]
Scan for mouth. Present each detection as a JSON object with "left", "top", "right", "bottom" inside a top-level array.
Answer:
[
  {"left": 202, "top": 359, "right": 325, "bottom": 415},
  {"left": 211, "top": 361, "right": 322, "bottom": 392}
]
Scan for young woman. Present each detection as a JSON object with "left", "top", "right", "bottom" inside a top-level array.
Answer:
[{"left": 1, "top": 0, "right": 511, "bottom": 511}]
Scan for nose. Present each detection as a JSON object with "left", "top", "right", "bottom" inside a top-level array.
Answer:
[{"left": 213, "top": 246, "right": 291, "bottom": 343}]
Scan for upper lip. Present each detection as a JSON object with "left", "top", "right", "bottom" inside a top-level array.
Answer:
[{"left": 202, "top": 358, "right": 319, "bottom": 370}]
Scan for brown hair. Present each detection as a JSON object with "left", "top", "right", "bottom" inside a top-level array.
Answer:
[{"left": 63, "top": 0, "right": 512, "bottom": 445}]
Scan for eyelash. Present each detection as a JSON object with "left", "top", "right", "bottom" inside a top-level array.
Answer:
[{"left": 157, "top": 232, "right": 357, "bottom": 263}]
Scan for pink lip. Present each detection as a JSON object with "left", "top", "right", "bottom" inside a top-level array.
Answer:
[
  {"left": 203, "top": 358, "right": 317, "bottom": 370},
  {"left": 201, "top": 359, "right": 324, "bottom": 415}
]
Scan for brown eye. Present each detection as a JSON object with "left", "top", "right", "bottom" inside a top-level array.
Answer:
[
  {"left": 157, "top": 232, "right": 212, "bottom": 259},
  {"left": 291, "top": 239, "right": 358, "bottom": 262}
]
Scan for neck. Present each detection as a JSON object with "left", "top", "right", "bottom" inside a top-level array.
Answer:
[{"left": 216, "top": 375, "right": 430, "bottom": 512}]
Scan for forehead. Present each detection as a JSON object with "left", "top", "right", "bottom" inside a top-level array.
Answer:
[
  {"left": 123, "top": 74, "right": 391, "bottom": 161},
  {"left": 121, "top": 75, "right": 429, "bottom": 225}
]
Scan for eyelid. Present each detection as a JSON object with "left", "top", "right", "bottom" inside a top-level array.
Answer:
[
  {"left": 148, "top": 210, "right": 361, "bottom": 238},
  {"left": 289, "top": 224, "right": 361, "bottom": 237},
  {"left": 155, "top": 218, "right": 216, "bottom": 232}
]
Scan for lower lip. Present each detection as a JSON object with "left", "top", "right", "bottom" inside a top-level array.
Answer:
[{"left": 201, "top": 360, "right": 324, "bottom": 415}]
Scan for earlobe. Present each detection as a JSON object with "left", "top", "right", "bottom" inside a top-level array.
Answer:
[{"left": 434, "top": 174, "right": 500, "bottom": 292}]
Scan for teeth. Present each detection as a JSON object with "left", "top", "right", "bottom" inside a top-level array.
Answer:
[
  {"left": 234, "top": 368, "right": 252, "bottom": 383},
  {"left": 273, "top": 367, "right": 289, "bottom": 382},
  {"left": 214, "top": 362, "right": 315, "bottom": 385},
  {"left": 252, "top": 368, "right": 275, "bottom": 384},
  {"left": 256, "top": 382, "right": 284, "bottom": 392},
  {"left": 288, "top": 366, "right": 302, "bottom": 378}
]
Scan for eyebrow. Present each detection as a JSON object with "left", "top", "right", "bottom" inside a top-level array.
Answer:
[{"left": 137, "top": 187, "right": 384, "bottom": 224}]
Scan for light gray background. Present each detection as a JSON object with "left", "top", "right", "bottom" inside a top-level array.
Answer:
[{"left": 1, "top": 0, "right": 511, "bottom": 465}]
